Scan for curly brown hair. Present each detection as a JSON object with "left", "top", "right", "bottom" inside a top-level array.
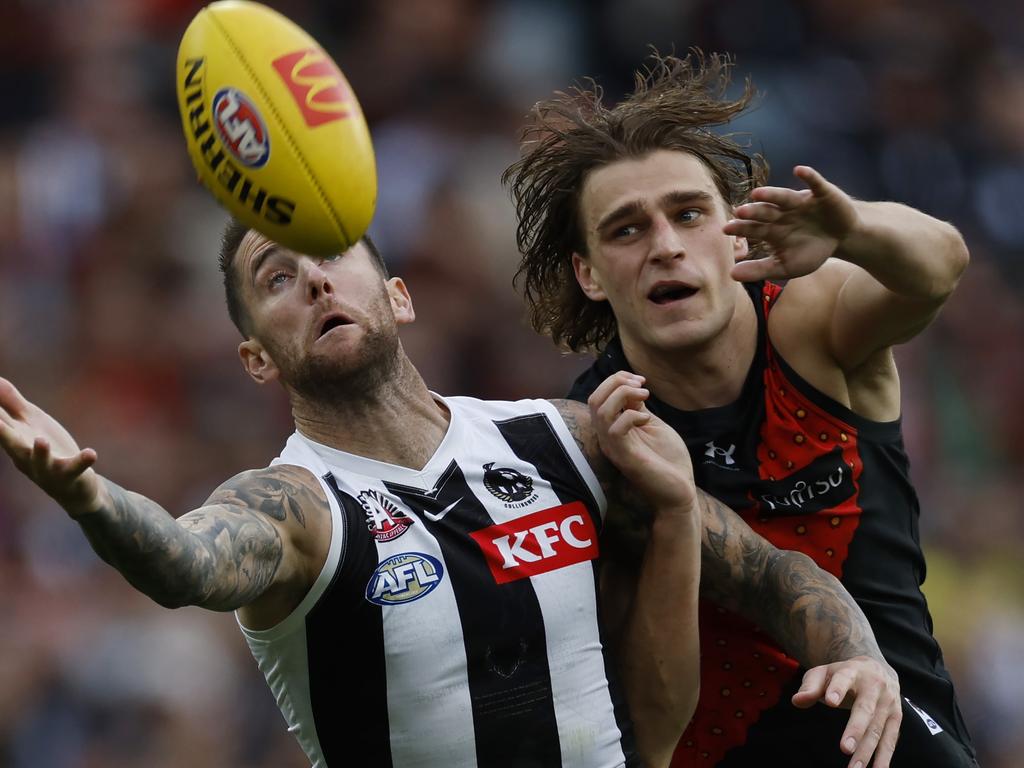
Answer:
[{"left": 502, "top": 50, "right": 769, "bottom": 353}]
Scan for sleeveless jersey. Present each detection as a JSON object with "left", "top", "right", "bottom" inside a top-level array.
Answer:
[
  {"left": 237, "top": 395, "right": 640, "bottom": 768},
  {"left": 569, "top": 282, "right": 977, "bottom": 767}
]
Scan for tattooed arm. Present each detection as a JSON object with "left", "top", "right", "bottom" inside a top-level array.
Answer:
[
  {"left": 0, "top": 377, "right": 325, "bottom": 627},
  {"left": 552, "top": 379, "right": 902, "bottom": 768},
  {"left": 80, "top": 467, "right": 324, "bottom": 620},
  {"left": 697, "top": 490, "right": 902, "bottom": 768}
]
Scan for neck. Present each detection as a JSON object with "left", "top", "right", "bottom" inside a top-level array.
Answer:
[
  {"left": 621, "top": 283, "right": 758, "bottom": 411},
  {"left": 289, "top": 351, "right": 449, "bottom": 471}
]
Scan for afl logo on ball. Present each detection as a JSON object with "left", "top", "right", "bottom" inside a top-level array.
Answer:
[
  {"left": 366, "top": 553, "right": 444, "bottom": 606},
  {"left": 212, "top": 87, "right": 270, "bottom": 168}
]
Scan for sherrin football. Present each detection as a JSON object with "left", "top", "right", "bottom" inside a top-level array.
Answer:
[{"left": 176, "top": 0, "right": 376, "bottom": 256}]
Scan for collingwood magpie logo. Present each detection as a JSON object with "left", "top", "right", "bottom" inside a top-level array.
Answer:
[
  {"left": 358, "top": 489, "right": 414, "bottom": 542},
  {"left": 482, "top": 463, "right": 538, "bottom": 508},
  {"left": 704, "top": 441, "right": 738, "bottom": 470}
]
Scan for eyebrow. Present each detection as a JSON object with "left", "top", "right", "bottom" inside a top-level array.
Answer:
[
  {"left": 595, "top": 190, "right": 716, "bottom": 233},
  {"left": 249, "top": 243, "right": 283, "bottom": 287}
]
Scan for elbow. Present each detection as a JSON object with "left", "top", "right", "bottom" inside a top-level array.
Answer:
[{"left": 935, "top": 224, "right": 970, "bottom": 299}]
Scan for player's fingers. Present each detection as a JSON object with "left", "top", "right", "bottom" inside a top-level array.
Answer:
[
  {"left": 722, "top": 219, "right": 775, "bottom": 241},
  {"left": 31, "top": 436, "right": 53, "bottom": 478},
  {"left": 867, "top": 710, "right": 902, "bottom": 768},
  {"left": 0, "top": 419, "right": 29, "bottom": 461},
  {"left": 730, "top": 256, "right": 787, "bottom": 283},
  {"left": 606, "top": 408, "right": 652, "bottom": 439},
  {"left": 843, "top": 695, "right": 883, "bottom": 766},
  {"left": 732, "top": 201, "right": 784, "bottom": 223},
  {"left": 588, "top": 371, "right": 645, "bottom": 413},
  {"left": 53, "top": 448, "right": 97, "bottom": 480},
  {"left": 0, "top": 377, "right": 30, "bottom": 419},
  {"left": 748, "top": 185, "right": 811, "bottom": 209},
  {"left": 792, "top": 665, "right": 830, "bottom": 709},
  {"left": 594, "top": 385, "right": 649, "bottom": 427},
  {"left": 824, "top": 666, "right": 857, "bottom": 709},
  {"left": 793, "top": 165, "right": 834, "bottom": 197}
]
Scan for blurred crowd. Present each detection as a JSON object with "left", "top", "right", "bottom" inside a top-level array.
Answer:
[{"left": 0, "top": 0, "right": 1021, "bottom": 765}]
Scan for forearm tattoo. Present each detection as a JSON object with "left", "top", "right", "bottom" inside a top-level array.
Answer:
[
  {"left": 75, "top": 466, "right": 317, "bottom": 611},
  {"left": 698, "top": 490, "right": 882, "bottom": 667}
]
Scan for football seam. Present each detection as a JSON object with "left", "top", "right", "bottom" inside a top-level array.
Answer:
[{"left": 207, "top": 10, "right": 353, "bottom": 248}]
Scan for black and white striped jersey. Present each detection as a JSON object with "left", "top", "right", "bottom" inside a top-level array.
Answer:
[{"left": 238, "top": 395, "right": 639, "bottom": 768}]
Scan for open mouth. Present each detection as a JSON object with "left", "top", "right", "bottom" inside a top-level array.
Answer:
[
  {"left": 648, "top": 282, "right": 698, "bottom": 305},
  {"left": 318, "top": 314, "right": 352, "bottom": 338}
]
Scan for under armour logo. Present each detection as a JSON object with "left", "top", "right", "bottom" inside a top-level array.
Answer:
[{"left": 705, "top": 441, "right": 736, "bottom": 466}]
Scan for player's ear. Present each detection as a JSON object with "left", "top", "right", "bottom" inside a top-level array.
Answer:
[
  {"left": 572, "top": 252, "right": 607, "bottom": 302},
  {"left": 239, "top": 339, "right": 279, "bottom": 384},
  {"left": 387, "top": 277, "right": 415, "bottom": 324},
  {"left": 732, "top": 233, "right": 748, "bottom": 259}
]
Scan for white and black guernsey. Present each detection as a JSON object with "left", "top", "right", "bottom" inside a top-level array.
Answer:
[{"left": 238, "top": 395, "right": 639, "bottom": 768}]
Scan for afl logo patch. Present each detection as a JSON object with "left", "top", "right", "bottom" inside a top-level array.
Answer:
[
  {"left": 358, "top": 489, "right": 414, "bottom": 542},
  {"left": 212, "top": 87, "right": 270, "bottom": 168},
  {"left": 366, "top": 553, "right": 444, "bottom": 606},
  {"left": 483, "top": 463, "right": 538, "bottom": 506}
]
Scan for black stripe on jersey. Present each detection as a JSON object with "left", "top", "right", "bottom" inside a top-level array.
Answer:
[
  {"left": 495, "top": 414, "right": 640, "bottom": 767},
  {"left": 386, "top": 460, "right": 561, "bottom": 768},
  {"left": 312, "top": 475, "right": 393, "bottom": 768}
]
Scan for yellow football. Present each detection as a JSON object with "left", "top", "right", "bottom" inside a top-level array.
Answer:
[{"left": 176, "top": 0, "right": 376, "bottom": 256}]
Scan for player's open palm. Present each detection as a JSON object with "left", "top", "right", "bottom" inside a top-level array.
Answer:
[
  {"left": 0, "top": 377, "right": 101, "bottom": 515},
  {"left": 725, "top": 165, "right": 858, "bottom": 282},
  {"left": 587, "top": 371, "right": 696, "bottom": 515}
]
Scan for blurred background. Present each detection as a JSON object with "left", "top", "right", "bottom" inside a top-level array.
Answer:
[{"left": 0, "top": 0, "right": 1021, "bottom": 765}]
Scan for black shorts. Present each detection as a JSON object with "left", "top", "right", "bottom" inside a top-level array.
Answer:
[{"left": 714, "top": 679, "right": 978, "bottom": 768}]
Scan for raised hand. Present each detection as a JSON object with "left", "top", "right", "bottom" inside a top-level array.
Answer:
[
  {"left": 587, "top": 371, "right": 696, "bottom": 515},
  {"left": 792, "top": 655, "right": 902, "bottom": 768},
  {"left": 0, "top": 377, "right": 103, "bottom": 515},
  {"left": 725, "top": 165, "right": 859, "bottom": 282}
]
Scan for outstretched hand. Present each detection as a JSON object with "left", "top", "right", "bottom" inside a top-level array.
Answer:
[
  {"left": 725, "top": 165, "right": 859, "bottom": 282},
  {"left": 0, "top": 377, "right": 103, "bottom": 515},
  {"left": 587, "top": 371, "right": 696, "bottom": 515},
  {"left": 793, "top": 655, "right": 902, "bottom": 768}
]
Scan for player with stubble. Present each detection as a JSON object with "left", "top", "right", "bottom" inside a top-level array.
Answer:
[
  {"left": 2, "top": 220, "right": 900, "bottom": 767},
  {"left": 505, "top": 51, "right": 977, "bottom": 767}
]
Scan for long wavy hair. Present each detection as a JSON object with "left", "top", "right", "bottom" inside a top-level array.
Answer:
[{"left": 503, "top": 50, "right": 769, "bottom": 352}]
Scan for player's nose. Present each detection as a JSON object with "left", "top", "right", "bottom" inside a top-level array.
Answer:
[
  {"left": 303, "top": 259, "right": 334, "bottom": 301},
  {"left": 648, "top": 214, "right": 686, "bottom": 263}
]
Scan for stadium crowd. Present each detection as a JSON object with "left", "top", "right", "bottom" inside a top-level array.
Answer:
[{"left": 0, "top": 0, "right": 1021, "bottom": 765}]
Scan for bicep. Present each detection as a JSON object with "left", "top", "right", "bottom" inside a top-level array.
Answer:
[
  {"left": 175, "top": 503, "right": 286, "bottom": 612},
  {"left": 178, "top": 464, "right": 326, "bottom": 612},
  {"left": 831, "top": 267, "right": 942, "bottom": 368}
]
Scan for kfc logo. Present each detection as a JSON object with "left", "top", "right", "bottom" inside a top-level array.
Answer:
[
  {"left": 470, "top": 502, "right": 599, "bottom": 584},
  {"left": 272, "top": 49, "right": 354, "bottom": 127}
]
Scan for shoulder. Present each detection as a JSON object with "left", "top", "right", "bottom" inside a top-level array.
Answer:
[
  {"left": 205, "top": 464, "right": 329, "bottom": 527},
  {"left": 548, "top": 399, "right": 616, "bottom": 489}
]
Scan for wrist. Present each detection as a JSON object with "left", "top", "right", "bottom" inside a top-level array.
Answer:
[{"left": 65, "top": 472, "right": 111, "bottom": 520}]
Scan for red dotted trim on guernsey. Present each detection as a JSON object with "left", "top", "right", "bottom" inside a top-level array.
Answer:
[{"left": 671, "top": 282, "right": 866, "bottom": 767}]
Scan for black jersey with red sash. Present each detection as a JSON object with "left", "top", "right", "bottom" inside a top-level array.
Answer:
[{"left": 569, "top": 281, "right": 977, "bottom": 767}]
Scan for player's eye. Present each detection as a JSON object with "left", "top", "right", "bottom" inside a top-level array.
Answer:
[
  {"left": 268, "top": 271, "right": 290, "bottom": 288},
  {"left": 322, "top": 252, "right": 343, "bottom": 263},
  {"left": 678, "top": 209, "right": 701, "bottom": 223},
  {"left": 612, "top": 224, "right": 640, "bottom": 239}
]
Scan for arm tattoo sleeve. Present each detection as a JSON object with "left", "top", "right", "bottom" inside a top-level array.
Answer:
[
  {"left": 698, "top": 490, "right": 883, "bottom": 667},
  {"left": 75, "top": 465, "right": 319, "bottom": 611}
]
